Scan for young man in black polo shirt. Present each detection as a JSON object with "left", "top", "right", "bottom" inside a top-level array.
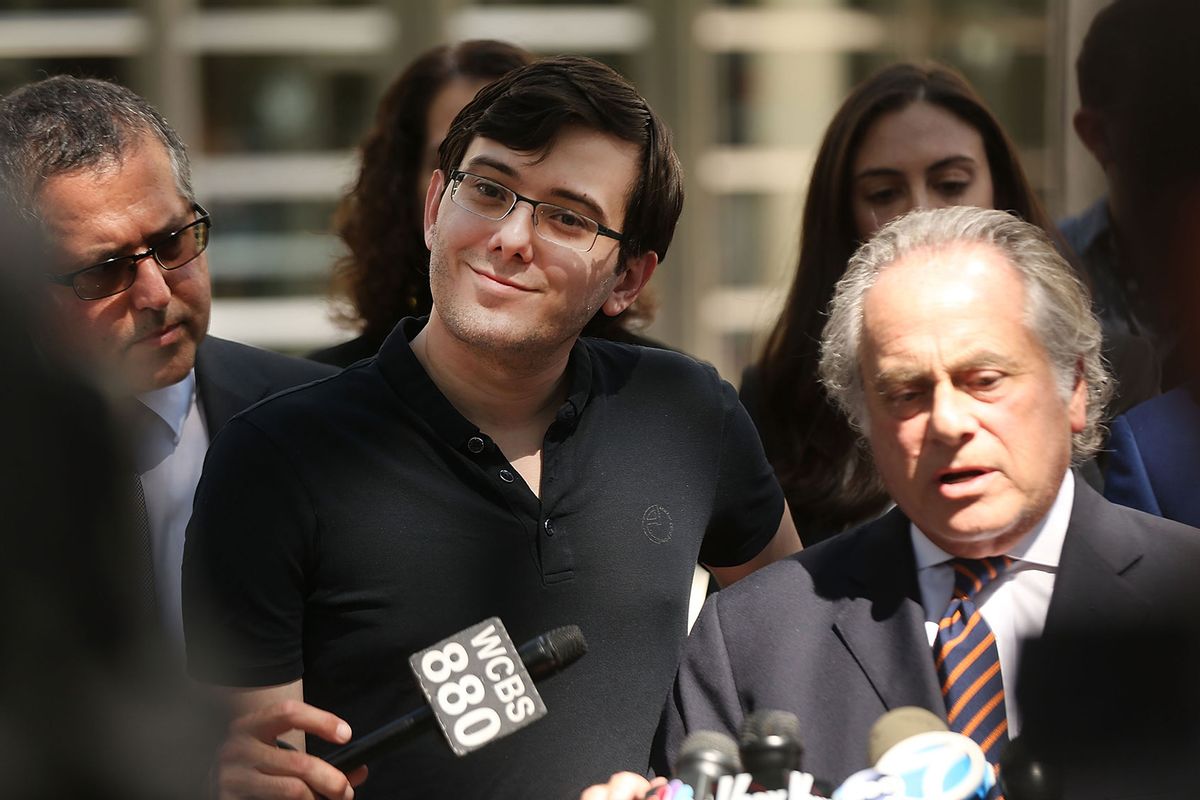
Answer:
[{"left": 183, "top": 56, "right": 800, "bottom": 800}]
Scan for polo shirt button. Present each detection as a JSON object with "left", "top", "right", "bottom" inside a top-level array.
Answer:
[
  {"left": 499, "top": 469, "right": 515, "bottom": 483},
  {"left": 467, "top": 436, "right": 485, "bottom": 454},
  {"left": 544, "top": 518, "right": 555, "bottom": 537}
]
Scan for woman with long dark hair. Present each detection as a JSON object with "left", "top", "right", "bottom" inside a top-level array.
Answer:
[{"left": 742, "top": 62, "right": 1059, "bottom": 544}]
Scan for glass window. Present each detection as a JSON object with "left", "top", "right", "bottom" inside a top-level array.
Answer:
[
  {"left": 0, "top": 58, "right": 134, "bottom": 96},
  {"left": 201, "top": 56, "right": 374, "bottom": 153}
]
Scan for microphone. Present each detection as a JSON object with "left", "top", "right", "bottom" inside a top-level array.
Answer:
[
  {"left": 672, "top": 730, "right": 742, "bottom": 800},
  {"left": 997, "top": 735, "right": 1061, "bottom": 800},
  {"left": 833, "top": 707, "right": 994, "bottom": 800},
  {"left": 323, "top": 624, "right": 587, "bottom": 771},
  {"left": 867, "top": 707, "right": 947, "bottom": 764},
  {"left": 738, "top": 710, "right": 804, "bottom": 790}
]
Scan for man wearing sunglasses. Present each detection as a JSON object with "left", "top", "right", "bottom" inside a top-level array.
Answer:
[
  {"left": 183, "top": 57, "right": 800, "bottom": 799},
  {"left": 0, "top": 76, "right": 333, "bottom": 644}
]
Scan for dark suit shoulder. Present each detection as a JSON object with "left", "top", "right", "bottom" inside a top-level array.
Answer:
[
  {"left": 1064, "top": 481, "right": 1200, "bottom": 617},
  {"left": 709, "top": 509, "right": 909, "bottom": 620},
  {"left": 195, "top": 336, "right": 338, "bottom": 432},
  {"left": 1081, "top": 477, "right": 1200, "bottom": 543},
  {"left": 199, "top": 336, "right": 336, "bottom": 387}
]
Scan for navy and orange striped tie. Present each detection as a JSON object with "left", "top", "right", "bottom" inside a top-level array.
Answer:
[{"left": 934, "top": 556, "right": 1012, "bottom": 767}]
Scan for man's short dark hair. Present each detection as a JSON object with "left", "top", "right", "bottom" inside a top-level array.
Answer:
[
  {"left": 0, "top": 75, "right": 193, "bottom": 215},
  {"left": 438, "top": 55, "right": 684, "bottom": 271},
  {"left": 1077, "top": 0, "right": 1200, "bottom": 172}
]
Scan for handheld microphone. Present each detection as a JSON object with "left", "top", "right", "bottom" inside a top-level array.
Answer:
[
  {"left": 738, "top": 710, "right": 804, "bottom": 790},
  {"left": 323, "top": 624, "right": 586, "bottom": 771},
  {"left": 672, "top": 730, "right": 742, "bottom": 800}
]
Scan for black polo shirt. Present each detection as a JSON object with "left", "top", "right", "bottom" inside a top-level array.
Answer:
[{"left": 183, "top": 318, "right": 783, "bottom": 799}]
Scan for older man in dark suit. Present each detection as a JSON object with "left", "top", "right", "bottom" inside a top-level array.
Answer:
[
  {"left": 585, "top": 207, "right": 1200, "bottom": 800},
  {"left": 0, "top": 76, "right": 334, "bottom": 644}
]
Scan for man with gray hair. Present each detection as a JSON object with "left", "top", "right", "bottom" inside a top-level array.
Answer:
[
  {"left": 0, "top": 76, "right": 332, "bottom": 643},
  {"left": 587, "top": 206, "right": 1200, "bottom": 798}
]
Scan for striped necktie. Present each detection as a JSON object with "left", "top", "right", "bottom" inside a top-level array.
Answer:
[
  {"left": 131, "top": 471, "right": 159, "bottom": 621},
  {"left": 934, "top": 556, "right": 1012, "bottom": 766},
  {"left": 128, "top": 401, "right": 168, "bottom": 624}
]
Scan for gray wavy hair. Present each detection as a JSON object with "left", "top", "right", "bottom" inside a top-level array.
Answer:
[
  {"left": 818, "top": 206, "right": 1112, "bottom": 463},
  {"left": 0, "top": 75, "right": 193, "bottom": 214}
]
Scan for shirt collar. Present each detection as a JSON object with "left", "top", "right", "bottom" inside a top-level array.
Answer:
[
  {"left": 377, "top": 316, "right": 594, "bottom": 450},
  {"left": 910, "top": 469, "right": 1074, "bottom": 570},
  {"left": 137, "top": 369, "right": 196, "bottom": 445}
]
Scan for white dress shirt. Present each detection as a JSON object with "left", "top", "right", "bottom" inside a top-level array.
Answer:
[
  {"left": 910, "top": 470, "right": 1074, "bottom": 737},
  {"left": 137, "top": 371, "right": 208, "bottom": 647}
]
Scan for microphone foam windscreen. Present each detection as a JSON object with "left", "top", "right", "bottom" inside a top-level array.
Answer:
[
  {"left": 543, "top": 625, "right": 588, "bottom": 668},
  {"left": 679, "top": 730, "right": 741, "bottom": 765},
  {"left": 867, "top": 706, "right": 948, "bottom": 765},
  {"left": 738, "top": 709, "right": 801, "bottom": 747}
]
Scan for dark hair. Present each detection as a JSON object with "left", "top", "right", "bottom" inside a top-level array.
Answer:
[
  {"left": 0, "top": 75, "right": 192, "bottom": 214},
  {"left": 1077, "top": 0, "right": 1200, "bottom": 112},
  {"left": 1076, "top": 0, "right": 1130, "bottom": 112},
  {"left": 1077, "top": 0, "right": 1200, "bottom": 193},
  {"left": 438, "top": 55, "right": 684, "bottom": 280},
  {"left": 331, "top": 40, "right": 533, "bottom": 340},
  {"left": 751, "top": 61, "right": 1058, "bottom": 539}
]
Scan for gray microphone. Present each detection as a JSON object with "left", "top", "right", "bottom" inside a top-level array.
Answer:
[
  {"left": 674, "top": 730, "right": 741, "bottom": 800},
  {"left": 738, "top": 709, "right": 804, "bottom": 790}
]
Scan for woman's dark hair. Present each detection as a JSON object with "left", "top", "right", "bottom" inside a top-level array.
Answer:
[
  {"left": 331, "top": 40, "right": 533, "bottom": 340},
  {"left": 751, "top": 61, "right": 1057, "bottom": 540}
]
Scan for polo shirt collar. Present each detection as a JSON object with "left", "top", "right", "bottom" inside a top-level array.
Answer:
[
  {"left": 376, "top": 316, "right": 594, "bottom": 450},
  {"left": 558, "top": 333, "right": 591, "bottom": 426}
]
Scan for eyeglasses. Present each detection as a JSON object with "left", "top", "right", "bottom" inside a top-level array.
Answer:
[
  {"left": 449, "top": 171, "right": 624, "bottom": 253},
  {"left": 45, "top": 203, "right": 212, "bottom": 301}
]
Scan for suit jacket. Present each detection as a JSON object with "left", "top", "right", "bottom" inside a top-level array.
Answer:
[
  {"left": 1104, "top": 385, "right": 1200, "bottom": 528},
  {"left": 653, "top": 478, "right": 1200, "bottom": 796},
  {"left": 194, "top": 335, "right": 335, "bottom": 434}
]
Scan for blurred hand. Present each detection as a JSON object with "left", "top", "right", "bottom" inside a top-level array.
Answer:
[
  {"left": 214, "top": 699, "right": 368, "bottom": 800},
  {"left": 579, "top": 772, "right": 664, "bottom": 800}
]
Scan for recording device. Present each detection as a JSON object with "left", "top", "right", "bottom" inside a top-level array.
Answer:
[
  {"left": 674, "top": 711, "right": 823, "bottom": 800},
  {"left": 322, "top": 621, "right": 586, "bottom": 771},
  {"left": 997, "top": 735, "right": 1060, "bottom": 800},
  {"left": 866, "top": 707, "right": 947, "bottom": 765},
  {"left": 833, "top": 707, "right": 993, "bottom": 800},
  {"left": 663, "top": 730, "right": 742, "bottom": 800},
  {"left": 739, "top": 710, "right": 804, "bottom": 790}
]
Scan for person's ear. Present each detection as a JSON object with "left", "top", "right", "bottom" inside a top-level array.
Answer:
[
  {"left": 423, "top": 170, "right": 447, "bottom": 249},
  {"left": 600, "top": 251, "right": 658, "bottom": 317},
  {"left": 1068, "top": 358, "right": 1088, "bottom": 434},
  {"left": 1073, "top": 108, "right": 1114, "bottom": 169}
]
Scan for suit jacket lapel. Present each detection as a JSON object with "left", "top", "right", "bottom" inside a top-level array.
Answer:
[
  {"left": 1043, "top": 477, "right": 1150, "bottom": 638},
  {"left": 832, "top": 509, "right": 946, "bottom": 718},
  {"left": 194, "top": 337, "right": 271, "bottom": 433}
]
